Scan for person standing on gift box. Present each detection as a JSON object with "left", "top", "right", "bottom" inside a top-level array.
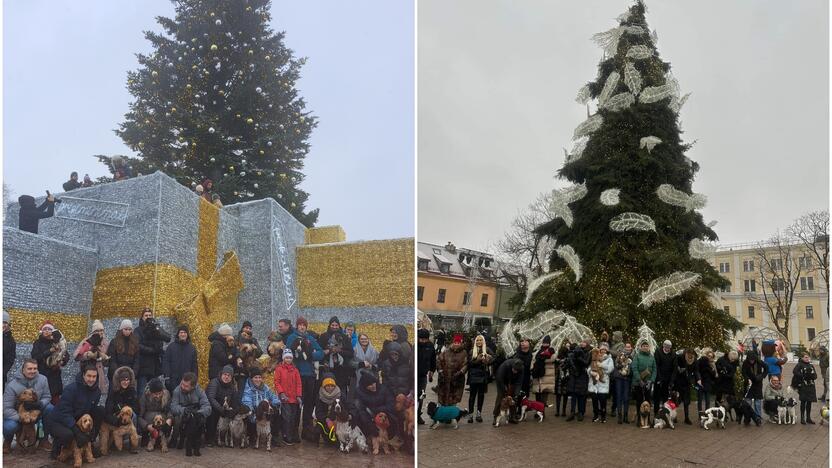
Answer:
[
  {"left": 107, "top": 320, "right": 140, "bottom": 385},
  {"left": 74, "top": 320, "right": 110, "bottom": 396},
  {"left": 3, "top": 311, "right": 16, "bottom": 389},
  {"left": 31, "top": 321, "right": 69, "bottom": 406},
  {"left": 163, "top": 325, "right": 198, "bottom": 393},
  {"left": 62, "top": 172, "right": 82, "bottom": 192},
  {"left": 17, "top": 193, "right": 56, "bottom": 235},
  {"left": 208, "top": 323, "right": 239, "bottom": 382},
  {"left": 135, "top": 308, "right": 171, "bottom": 395}
]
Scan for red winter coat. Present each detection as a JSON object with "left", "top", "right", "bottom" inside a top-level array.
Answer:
[{"left": 274, "top": 363, "right": 302, "bottom": 403}]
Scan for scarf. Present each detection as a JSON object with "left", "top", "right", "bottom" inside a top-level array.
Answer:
[
  {"left": 354, "top": 342, "right": 379, "bottom": 367},
  {"left": 318, "top": 384, "right": 342, "bottom": 406}
]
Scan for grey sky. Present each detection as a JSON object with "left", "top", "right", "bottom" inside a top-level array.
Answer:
[
  {"left": 4, "top": 0, "right": 414, "bottom": 241},
  {"left": 418, "top": 0, "right": 829, "bottom": 253}
]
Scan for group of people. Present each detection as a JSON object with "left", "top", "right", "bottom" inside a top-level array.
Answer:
[
  {"left": 3, "top": 309, "right": 415, "bottom": 459},
  {"left": 62, "top": 172, "right": 95, "bottom": 192},
  {"left": 193, "top": 178, "right": 223, "bottom": 207},
  {"left": 418, "top": 328, "right": 827, "bottom": 429}
]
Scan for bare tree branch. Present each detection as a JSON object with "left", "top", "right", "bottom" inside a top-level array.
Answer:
[
  {"left": 746, "top": 232, "right": 804, "bottom": 338},
  {"left": 788, "top": 210, "right": 829, "bottom": 316}
]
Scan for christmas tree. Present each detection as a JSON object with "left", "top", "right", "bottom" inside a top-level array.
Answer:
[
  {"left": 523, "top": 1, "right": 741, "bottom": 349},
  {"left": 110, "top": 0, "right": 318, "bottom": 226}
]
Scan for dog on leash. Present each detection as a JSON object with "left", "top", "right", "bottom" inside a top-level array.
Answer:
[
  {"left": 638, "top": 401, "right": 653, "bottom": 429},
  {"left": 494, "top": 395, "right": 516, "bottom": 427},
  {"left": 333, "top": 398, "right": 368, "bottom": 454},
  {"left": 100, "top": 405, "right": 140, "bottom": 455},
  {"left": 654, "top": 393, "right": 678, "bottom": 430},
  {"left": 699, "top": 406, "right": 726, "bottom": 430},
  {"left": 254, "top": 400, "right": 273, "bottom": 451},
  {"left": 372, "top": 412, "right": 392, "bottom": 455},
  {"left": 146, "top": 414, "right": 171, "bottom": 452},
  {"left": 517, "top": 391, "right": 547, "bottom": 422},
  {"left": 229, "top": 406, "right": 250, "bottom": 449},
  {"left": 57, "top": 414, "right": 95, "bottom": 468},
  {"left": 783, "top": 386, "right": 798, "bottom": 425},
  {"left": 15, "top": 388, "right": 41, "bottom": 453},
  {"left": 722, "top": 394, "right": 740, "bottom": 422},
  {"left": 216, "top": 397, "right": 233, "bottom": 447},
  {"left": 181, "top": 409, "right": 205, "bottom": 457},
  {"left": 425, "top": 401, "right": 469, "bottom": 429}
]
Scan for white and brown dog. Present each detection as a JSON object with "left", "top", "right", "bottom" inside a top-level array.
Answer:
[
  {"left": 229, "top": 406, "right": 250, "bottom": 449},
  {"left": 216, "top": 397, "right": 234, "bottom": 447},
  {"left": 653, "top": 392, "right": 678, "bottom": 430},
  {"left": 494, "top": 395, "right": 516, "bottom": 427},
  {"left": 254, "top": 400, "right": 273, "bottom": 451},
  {"left": 146, "top": 414, "right": 171, "bottom": 452},
  {"left": 517, "top": 391, "right": 547, "bottom": 422},
  {"left": 333, "top": 398, "right": 368, "bottom": 454}
]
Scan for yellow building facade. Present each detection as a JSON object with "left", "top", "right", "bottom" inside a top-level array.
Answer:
[{"left": 710, "top": 243, "right": 828, "bottom": 347}]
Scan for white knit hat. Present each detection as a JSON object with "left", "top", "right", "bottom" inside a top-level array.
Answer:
[
  {"left": 218, "top": 323, "right": 233, "bottom": 336},
  {"left": 119, "top": 319, "right": 133, "bottom": 330},
  {"left": 91, "top": 320, "right": 104, "bottom": 332}
]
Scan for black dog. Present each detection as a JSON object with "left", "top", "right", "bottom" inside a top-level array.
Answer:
[
  {"left": 180, "top": 409, "right": 205, "bottom": 457},
  {"left": 733, "top": 398, "right": 757, "bottom": 426}
]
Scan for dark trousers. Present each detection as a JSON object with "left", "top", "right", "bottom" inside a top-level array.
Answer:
[
  {"left": 800, "top": 401, "right": 814, "bottom": 420},
  {"left": 653, "top": 381, "right": 668, "bottom": 413},
  {"left": 281, "top": 403, "right": 300, "bottom": 442},
  {"left": 614, "top": 379, "right": 630, "bottom": 417},
  {"left": 555, "top": 393, "right": 567, "bottom": 414},
  {"left": 633, "top": 383, "right": 652, "bottom": 408},
  {"left": 697, "top": 389, "right": 711, "bottom": 412},
  {"left": 678, "top": 385, "right": 692, "bottom": 420},
  {"left": 417, "top": 375, "right": 427, "bottom": 419},
  {"left": 300, "top": 375, "right": 317, "bottom": 431},
  {"left": 591, "top": 393, "right": 608, "bottom": 419},
  {"left": 468, "top": 383, "right": 487, "bottom": 414},
  {"left": 205, "top": 411, "right": 220, "bottom": 445},
  {"left": 570, "top": 394, "right": 586, "bottom": 415}
]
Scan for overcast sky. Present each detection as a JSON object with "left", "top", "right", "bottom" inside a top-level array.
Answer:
[
  {"left": 418, "top": 0, "right": 829, "bottom": 253},
  {"left": 4, "top": 0, "right": 414, "bottom": 241}
]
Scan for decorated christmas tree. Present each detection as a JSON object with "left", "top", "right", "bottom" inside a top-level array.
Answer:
[
  {"left": 109, "top": 0, "right": 318, "bottom": 226},
  {"left": 521, "top": 1, "right": 741, "bottom": 349}
]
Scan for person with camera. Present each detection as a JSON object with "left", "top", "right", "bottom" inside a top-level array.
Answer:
[
  {"left": 47, "top": 365, "right": 104, "bottom": 460},
  {"left": 162, "top": 325, "right": 197, "bottom": 394},
  {"left": 17, "top": 193, "right": 57, "bottom": 235},
  {"left": 170, "top": 372, "right": 210, "bottom": 450},
  {"left": 135, "top": 308, "right": 171, "bottom": 395}
]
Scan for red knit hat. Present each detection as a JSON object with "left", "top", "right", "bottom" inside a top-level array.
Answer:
[{"left": 452, "top": 333, "right": 463, "bottom": 345}]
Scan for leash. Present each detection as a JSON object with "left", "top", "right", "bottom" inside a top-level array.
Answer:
[{"left": 315, "top": 420, "right": 337, "bottom": 442}]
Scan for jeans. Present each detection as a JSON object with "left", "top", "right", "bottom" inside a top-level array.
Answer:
[
  {"left": 3, "top": 403, "right": 54, "bottom": 440},
  {"left": 300, "top": 375, "right": 317, "bottom": 436},
  {"left": 696, "top": 389, "right": 711, "bottom": 412},
  {"left": 614, "top": 379, "right": 630, "bottom": 417}
]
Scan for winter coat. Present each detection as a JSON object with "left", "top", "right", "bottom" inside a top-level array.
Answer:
[
  {"left": 208, "top": 332, "right": 238, "bottom": 380},
  {"left": 352, "top": 377, "right": 396, "bottom": 438},
  {"left": 354, "top": 342, "right": 380, "bottom": 382},
  {"left": 282, "top": 330, "right": 324, "bottom": 378},
  {"left": 380, "top": 325, "right": 413, "bottom": 367},
  {"left": 612, "top": 351, "right": 633, "bottom": 381},
  {"left": 714, "top": 355, "right": 739, "bottom": 396},
  {"left": 52, "top": 371, "right": 101, "bottom": 430},
  {"left": 31, "top": 332, "right": 69, "bottom": 397},
  {"left": 135, "top": 318, "right": 171, "bottom": 378},
  {"left": 319, "top": 329, "right": 355, "bottom": 387},
  {"left": 436, "top": 343, "right": 467, "bottom": 405},
  {"left": 630, "top": 349, "right": 657, "bottom": 388},
  {"left": 587, "top": 354, "right": 614, "bottom": 394},
  {"left": 73, "top": 334, "right": 110, "bottom": 395},
  {"left": 17, "top": 195, "right": 55, "bottom": 234},
  {"left": 495, "top": 358, "right": 523, "bottom": 397},
  {"left": 566, "top": 347, "right": 590, "bottom": 396},
  {"left": 654, "top": 349, "right": 676, "bottom": 386},
  {"left": 138, "top": 385, "right": 171, "bottom": 430},
  {"left": 274, "top": 363, "right": 302, "bottom": 403},
  {"left": 697, "top": 356, "right": 718, "bottom": 393},
  {"left": 170, "top": 383, "right": 211, "bottom": 418},
  {"left": 764, "top": 355, "right": 786, "bottom": 377},
  {"left": 3, "top": 330, "right": 16, "bottom": 382},
  {"left": 741, "top": 357, "right": 767, "bottom": 400},
  {"left": 763, "top": 383, "right": 786, "bottom": 402},
  {"left": 104, "top": 366, "right": 140, "bottom": 426},
  {"left": 162, "top": 337, "right": 198, "bottom": 390},
  {"left": 380, "top": 343, "right": 413, "bottom": 397},
  {"left": 205, "top": 376, "right": 239, "bottom": 416},
  {"left": 106, "top": 332, "right": 140, "bottom": 382},
  {"left": 62, "top": 179, "right": 82, "bottom": 192},
  {"left": 531, "top": 346, "right": 556, "bottom": 394},
  {"left": 554, "top": 348, "right": 570, "bottom": 395},
  {"left": 467, "top": 348, "right": 493, "bottom": 388},
  {"left": 416, "top": 341, "right": 437, "bottom": 378},
  {"left": 3, "top": 370, "right": 51, "bottom": 422},
  {"left": 512, "top": 348, "right": 533, "bottom": 394},
  {"left": 672, "top": 354, "right": 701, "bottom": 392},
  {"left": 240, "top": 378, "right": 280, "bottom": 422},
  {"left": 791, "top": 361, "right": 818, "bottom": 402}
]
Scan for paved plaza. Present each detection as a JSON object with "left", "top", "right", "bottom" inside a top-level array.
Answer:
[{"left": 418, "top": 362, "right": 829, "bottom": 468}]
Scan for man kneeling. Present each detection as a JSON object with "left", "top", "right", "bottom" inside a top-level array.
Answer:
[{"left": 170, "top": 372, "right": 211, "bottom": 456}]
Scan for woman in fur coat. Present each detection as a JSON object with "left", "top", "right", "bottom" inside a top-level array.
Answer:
[
  {"left": 435, "top": 334, "right": 467, "bottom": 406},
  {"left": 466, "top": 334, "right": 492, "bottom": 423},
  {"left": 791, "top": 352, "right": 818, "bottom": 424},
  {"left": 696, "top": 347, "right": 718, "bottom": 412},
  {"left": 531, "top": 335, "right": 556, "bottom": 406},
  {"left": 104, "top": 366, "right": 140, "bottom": 453}
]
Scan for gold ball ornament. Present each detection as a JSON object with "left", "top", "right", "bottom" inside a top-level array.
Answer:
[
  {"left": 236, "top": 113, "right": 241, "bottom": 118},
  {"left": 245, "top": 6, "right": 252, "bottom": 11},
  {"left": 171, "top": 107, "right": 177, "bottom": 112},
  {"left": 209, "top": 12, "right": 215, "bottom": 17},
  {"left": 290, "top": 202, "right": 296, "bottom": 207},
  {"left": 186, "top": 84, "right": 192, "bottom": 90},
  {"left": 248, "top": 50, "right": 254, "bottom": 55},
  {"left": 280, "top": 173, "right": 287, "bottom": 178},
  {"left": 210, "top": 44, "right": 218, "bottom": 51},
  {"left": 259, "top": 150, "right": 264, "bottom": 155},
  {"left": 246, "top": 118, "right": 254, "bottom": 124},
  {"left": 229, "top": 166, "right": 235, "bottom": 171}
]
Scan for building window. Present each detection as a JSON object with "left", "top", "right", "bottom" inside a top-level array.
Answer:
[
  {"left": 808, "top": 328, "right": 816, "bottom": 342},
  {"left": 800, "top": 277, "right": 814, "bottom": 291},
  {"left": 418, "top": 259, "right": 429, "bottom": 271},
  {"left": 432, "top": 248, "right": 441, "bottom": 255},
  {"left": 439, "top": 263, "right": 450, "bottom": 274},
  {"left": 462, "top": 291, "right": 471, "bottom": 306},
  {"left": 744, "top": 279, "right": 756, "bottom": 292},
  {"left": 719, "top": 262, "right": 730, "bottom": 273},
  {"left": 743, "top": 260, "right": 755, "bottom": 272},
  {"left": 481, "top": 293, "right": 489, "bottom": 307},
  {"left": 720, "top": 284, "right": 731, "bottom": 293},
  {"left": 799, "top": 256, "right": 813, "bottom": 268},
  {"left": 723, "top": 306, "right": 730, "bottom": 315},
  {"left": 806, "top": 306, "right": 814, "bottom": 319},
  {"left": 437, "top": 289, "right": 446, "bottom": 303},
  {"left": 770, "top": 258, "right": 783, "bottom": 270},
  {"left": 417, "top": 286, "right": 424, "bottom": 301},
  {"left": 748, "top": 306, "right": 755, "bottom": 319},
  {"left": 773, "top": 278, "right": 785, "bottom": 291}
]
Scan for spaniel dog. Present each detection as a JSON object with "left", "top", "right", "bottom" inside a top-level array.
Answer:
[
  {"left": 146, "top": 414, "right": 171, "bottom": 452},
  {"left": 100, "top": 405, "right": 139, "bottom": 455},
  {"left": 494, "top": 395, "right": 516, "bottom": 427},
  {"left": 254, "top": 400, "right": 273, "bottom": 451},
  {"left": 638, "top": 401, "right": 653, "bottom": 429},
  {"left": 372, "top": 412, "right": 392, "bottom": 455},
  {"left": 16, "top": 389, "right": 41, "bottom": 453},
  {"left": 57, "top": 414, "right": 95, "bottom": 468},
  {"left": 229, "top": 406, "right": 250, "bottom": 449},
  {"left": 333, "top": 399, "right": 368, "bottom": 454},
  {"left": 216, "top": 397, "right": 234, "bottom": 447}
]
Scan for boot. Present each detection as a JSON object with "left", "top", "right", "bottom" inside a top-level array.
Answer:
[
  {"left": 417, "top": 416, "right": 425, "bottom": 425},
  {"left": 566, "top": 412, "right": 575, "bottom": 422},
  {"left": 467, "top": 414, "right": 474, "bottom": 424},
  {"left": 3, "top": 439, "right": 11, "bottom": 455},
  {"left": 177, "top": 435, "right": 185, "bottom": 450},
  {"left": 617, "top": 412, "right": 623, "bottom": 424},
  {"left": 194, "top": 445, "right": 202, "bottom": 456},
  {"left": 576, "top": 413, "right": 584, "bottom": 422},
  {"left": 476, "top": 411, "right": 483, "bottom": 423},
  {"left": 623, "top": 413, "right": 629, "bottom": 424},
  {"left": 186, "top": 445, "right": 193, "bottom": 457}
]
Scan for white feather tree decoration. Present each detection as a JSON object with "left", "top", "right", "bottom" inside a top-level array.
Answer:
[
  {"left": 638, "top": 84, "right": 673, "bottom": 104},
  {"left": 624, "top": 62, "right": 642, "bottom": 95},
  {"left": 626, "top": 45, "right": 653, "bottom": 60},
  {"left": 600, "top": 188, "right": 621, "bottom": 206},
  {"left": 598, "top": 71, "right": 620, "bottom": 106},
  {"left": 623, "top": 25, "right": 645, "bottom": 35},
  {"left": 501, "top": 311, "right": 596, "bottom": 355},
  {"left": 656, "top": 184, "right": 707, "bottom": 212},
  {"left": 548, "top": 314, "right": 596, "bottom": 352},
  {"left": 576, "top": 84, "right": 591, "bottom": 105},
  {"left": 688, "top": 238, "right": 717, "bottom": 260},
  {"left": 601, "top": 92, "right": 635, "bottom": 112},
  {"left": 636, "top": 321, "right": 658, "bottom": 354},
  {"left": 639, "top": 271, "right": 701, "bottom": 307},
  {"left": 592, "top": 28, "right": 625, "bottom": 57},
  {"left": 555, "top": 245, "right": 582, "bottom": 282},
  {"left": 650, "top": 29, "right": 658, "bottom": 45},
  {"left": 707, "top": 220, "right": 718, "bottom": 228},
  {"left": 523, "top": 272, "right": 561, "bottom": 307},
  {"left": 639, "top": 136, "right": 662, "bottom": 153},
  {"left": 609, "top": 212, "right": 656, "bottom": 232},
  {"left": 669, "top": 92, "right": 691, "bottom": 113},
  {"left": 550, "top": 182, "right": 588, "bottom": 227},
  {"left": 564, "top": 137, "right": 589, "bottom": 163},
  {"left": 573, "top": 114, "right": 604, "bottom": 139}
]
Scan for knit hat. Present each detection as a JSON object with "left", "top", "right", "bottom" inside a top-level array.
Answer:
[
  {"left": 41, "top": 320, "right": 55, "bottom": 332},
  {"left": 195, "top": 185, "right": 204, "bottom": 193},
  {"left": 663, "top": 340, "right": 672, "bottom": 347},
  {"left": 328, "top": 316, "right": 340, "bottom": 327},
  {"left": 542, "top": 335, "right": 551, "bottom": 345},
  {"left": 2, "top": 311, "right": 8, "bottom": 324},
  {"left": 417, "top": 329, "right": 430, "bottom": 339},
  {"left": 321, "top": 377, "right": 336, "bottom": 388},
  {"left": 119, "top": 319, "right": 133, "bottom": 330},
  {"left": 296, "top": 316, "right": 308, "bottom": 328},
  {"left": 149, "top": 378, "right": 164, "bottom": 393},
  {"left": 221, "top": 365, "right": 234, "bottom": 376},
  {"left": 282, "top": 348, "right": 294, "bottom": 360},
  {"left": 242, "top": 320, "right": 252, "bottom": 329},
  {"left": 249, "top": 367, "right": 263, "bottom": 378},
  {"left": 91, "top": 320, "right": 104, "bottom": 332},
  {"left": 360, "top": 372, "right": 378, "bottom": 389},
  {"left": 217, "top": 323, "right": 233, "bottom": 336},
  {"left": 452, "top": 333, "right": 463, "bottom": 345},
  {"left": 599, "top": 342, "right": 610, "bottom": 351},
  {"left": 345, "top": 321, "right": 355, "bottom": 330}
]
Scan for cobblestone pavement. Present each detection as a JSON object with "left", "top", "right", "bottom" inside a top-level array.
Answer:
[
  {"left": 418, "top": 362, "right": 829, "bottom": 468},
  {"left": 4, "top": 438, "right": 412, "bottom": 467}
]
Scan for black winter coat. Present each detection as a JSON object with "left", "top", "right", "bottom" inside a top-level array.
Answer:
[
  {"left": 205, "top": 377, "right": 240, "bottom": 415},
  {"left": 741, "top": 357, "right": 767, "bottom": 400},
  {"left": 467, "top": 349, "right": 493, "bottom": 387},
  {"left": 353, "top": 383, "right": 396, "bottom": 438},
  {"left": 714, "top": 355, "right": 739, "bottom": 395},
  {"left": 62, "top": 179, "right": 82, "bottom": 192},
  {"left": 495, "top": 358, "right": 524, "bottom": 396},
  {"left": 671, "top": 354, "right": 701, "bottom": 391},
  {"left": 380, "top": 325, "right": 413, "bottom": 367},
  {"left": 4, "top": 330, "right": 16, "bottom": 383},
  {"left": 654, "top": 349, "right": 676, "bottom": 385},
  {"left": 104, "top": 367, "right": 140, "bottom": 425},
  {"left": 697, "top": 356, "right": 717, "bottom": 393},
  {"left": 162, "top": 338, "right": 198, "bottom": 391},
  {"left": 135, "top": 318, "right": 171, "bottom": 378},
  {"left": 512, "top": 348, "right": 533, "bottom": 394},
  {"left": 31, "top": 333, "right": 68, "bottom": 397},
  {"left": 416, "top": 341, "right": 436, "bottom": 378},
  {"left": 106, "top": 334, "right": 140, "bottom": 382},
  {"left": 52, "top": 372, "right": 101, "bottom": 430},
  {"left": 17, "top": 195, "right": 54, "bottom": 234},
  {"left": 381, "top": 351, "right": 412, "bottom": 397},
  {"left": 208, "top": 333, "right": 238, "bottom": 381},
  {"left": 791, "top": 361, "right": 818, "bottom": 402},
  {"left": 566, "top": 347, "right": 590, "bottom": 396},
  {"left": 319, "top": 329, "right": 355, "bottom": 387}
]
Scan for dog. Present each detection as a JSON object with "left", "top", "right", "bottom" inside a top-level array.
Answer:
[
  {"left": 425, "top": 401, "right": 469, "bottom": 429},
  {"left": 290, "top": 337, "right": 308, "bottom": 361},
  {"left": 494, "top": 395, "right": 516, "bottom": 427},
  {"left": 395, "top": 393, "right": 415, "bottom": 437},
  {"left": 589, "top": 348, "right": 604, "bottom": 384},
  {"left": 820, "top": 405, "right": 829, "bottom": 426},
  {"left": 699, "top": 406, "right": 726, "bottom": 430},
  {"left": 333, "top": 398, "right": 368, "bottom": 454},
  {"left": 57, "top": 414, "right": 95, "bottom": 468},
  {"left": 229, "top": 405, "right": 250, "bottom": 449},
  {"left": 638, "top": 401, "right": 653, "bottom": 429},
  {"left": 216, "top": 397, "right": 233, "bottom": 447},
  {"left": 784, "top": 386, "right": 798, "bottom": 425},
  {"left": 654, "top": 395, "right": 678, "bottom": 430},
  {"left": 776, "top": 398, "right": 788, "bottom": 424},
  {"left": 517, "top": 391, "right": 546, "bottom": 422},
  {"left": 722, "top": 394, "right": 741, "bottom": 422},
  {"left": 146, "top": 414, "right": 171, "bottom": 452},
  {"left": 180, "top": 408, "right": 205, "bottom": 457},
  {"left": 100, "top": 405, "right": 139, "bottom": 455},
  {"left": 736, "top": 399, "right": 756, "bottom": 425},
  {"left": 372, "top": 412, "right": 392, "bottom": 455},
  {"left": 239, "top": 342, "right": 260, "bottom": 370},
  {"left": 46, "top": 330, "right": 68, "bottom": 368},
  {"left": 254, "top": 400, "right": 273, "bottom": 451},
  {"left": 15, "top": 388, "right": 41, "bottom": 453}
]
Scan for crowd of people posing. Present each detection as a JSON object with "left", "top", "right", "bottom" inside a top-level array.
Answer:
[
  {"left": 418, "top": 329, "right": 827, "bottom": 429},
  {"left": 3, "top": 309, "right": 415, "bottom": 461}
]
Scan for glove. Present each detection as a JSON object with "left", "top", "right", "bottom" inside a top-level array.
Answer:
[
  {"left": 23, "top": 401, "right": 41, "bottom": 411},
  {"left": 279, "top": 393, "right": 288, "bottom": 402},
  {"left": 72, "top": 426, "right": 91, "bottom": 446}
]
